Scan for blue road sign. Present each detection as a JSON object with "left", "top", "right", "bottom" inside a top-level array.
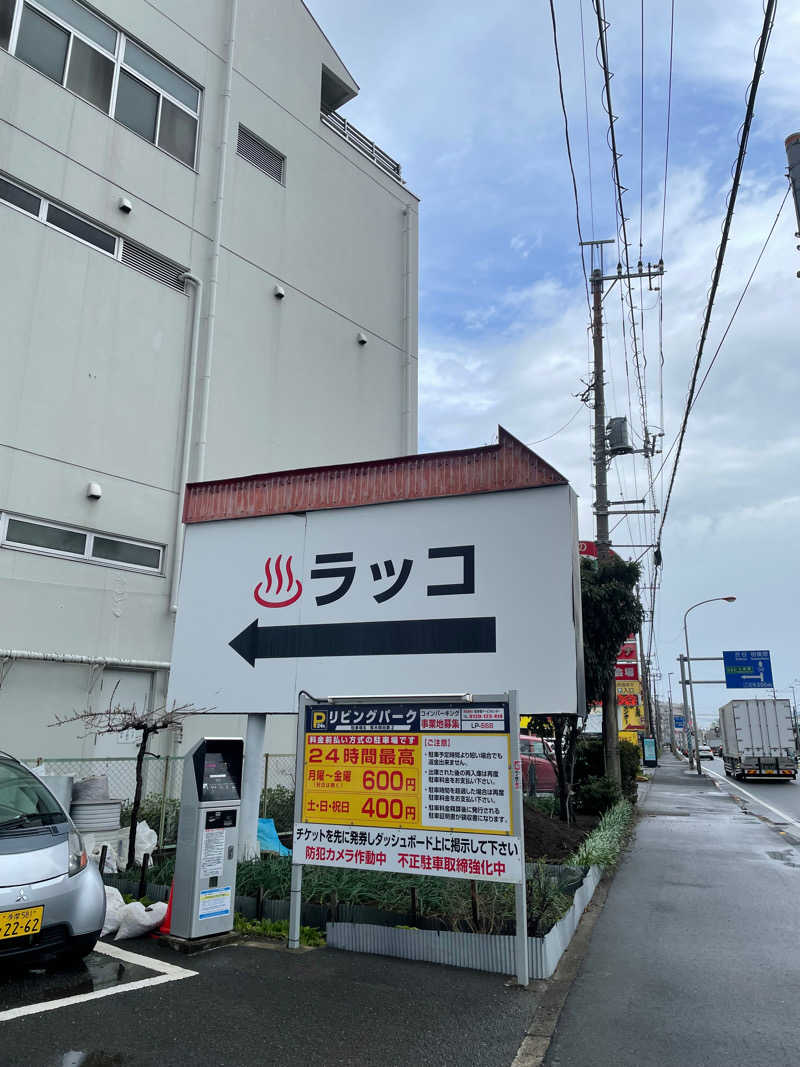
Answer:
[
  {"left": 674, "top": 715, "right": 686, "bottom": 729},
  {"left": 723, "top": 650, "right": 773, "bottom": 689}
]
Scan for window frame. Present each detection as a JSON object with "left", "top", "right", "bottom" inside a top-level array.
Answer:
[
  {"left": 0, "top": 171, "right": 188, "bottom": 291},
  {"left": 6, "top": 0, "right": 201, "bottom": 169},
  {"left": 0, "top": 511, "right": 165, "bottom": 575}
]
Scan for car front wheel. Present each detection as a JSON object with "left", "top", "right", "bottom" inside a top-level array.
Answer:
[{"left": 58, "top": 932, "right": 100, "bottom": 964}]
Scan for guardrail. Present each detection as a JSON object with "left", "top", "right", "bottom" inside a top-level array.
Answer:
[{"left": 321, "top": 111, "right": 403, "bottom": 182}]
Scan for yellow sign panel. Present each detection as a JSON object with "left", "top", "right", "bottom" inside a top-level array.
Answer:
[
  {"left": 619, "top": 703, "right": 645, "bottom": 731},
  {"left": 616, "top": 681, "right": 642, "bottom": 696},
  {"left": 302, "top": 734, "right": 422, "bottom": 828},
  {"left": 619, "top": 730, "right": 641, "bottom": 746}
]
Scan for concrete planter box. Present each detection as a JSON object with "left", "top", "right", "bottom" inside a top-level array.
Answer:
[{"left": 326, "top": 865, "right": 602, "bottom": 980}]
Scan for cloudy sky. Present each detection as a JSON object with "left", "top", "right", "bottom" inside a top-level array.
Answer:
[{"left": 311, "top": 0, "right": 800, "bottom": 725}]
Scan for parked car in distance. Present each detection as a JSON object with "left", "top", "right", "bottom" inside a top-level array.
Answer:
[
  {"left": 519, "top": 736, "right": 557, "bottom": 793},
  {"left": 0, "top": 752, "right": 105, "bottom": 965},
  {"left": 697, "top": 744, "right": 715, "bottom": 761}
]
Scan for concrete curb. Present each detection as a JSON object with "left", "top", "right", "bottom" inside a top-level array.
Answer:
[{"left": 510, "top": 877, "right": 612, "bottom": 1066}]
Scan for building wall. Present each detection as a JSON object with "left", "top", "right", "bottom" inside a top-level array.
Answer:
[{"left": 0, "top": 0, "right": 418, "bottom": 759}]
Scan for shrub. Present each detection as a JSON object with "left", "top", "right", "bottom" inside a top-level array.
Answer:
[
  {"left": 527, "top": 861, "right": 570, "bottom": 936},
  {"left": 569, "top": 799, "right": 634, "bottom": 869},
  {"left": 524, "top": 794, "right": 558, "bottom": 818},
  {"left": 260, "top": 785, "right": 295, "bottom": 831},
  {"left": 573, "top": 775, "right": 621, "bottom": 815},
  {"left": 574, "top": 735, "right": 641, "bottom": 804},
  {"left": 573, "top": 735, "right": 605, "bottom": 786},
  {"left": 619, "top": 740, "right": 641, "bottom": 801},
  {"left": 233, "top": 915, "right": 325, "bottom": 946}
]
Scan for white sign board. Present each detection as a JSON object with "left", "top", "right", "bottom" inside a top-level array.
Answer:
[
  {"left": 168, "top": 486, "right": 581, "bottom": 715},
  {"left": 294, "top": 824, "right": 523, "bottom": 883}
]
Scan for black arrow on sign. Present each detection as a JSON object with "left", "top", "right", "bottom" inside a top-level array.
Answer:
[{"left": 229, "top": 617, "right": 496, "bottom": 667}]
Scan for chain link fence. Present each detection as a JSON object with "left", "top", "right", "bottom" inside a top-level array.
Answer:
[
  {"left": 260, "top": 753, "right": 296, "bottom": 835},
  {"left": 25, "top": 752, "right": 298, "bottom": 846},
  {"left": 25, "top": 756, "right": 184, "bottom": 847}
]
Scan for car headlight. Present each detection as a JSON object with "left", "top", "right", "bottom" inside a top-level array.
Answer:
[{"left": 68, "top": 827, "right": 88, "bottom": 876}]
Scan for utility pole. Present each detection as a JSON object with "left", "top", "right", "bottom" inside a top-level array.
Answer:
[
  {"left": 667, "top": 671, "right": 676, "bottom": 754},
  {"left": 785, "top": 133, "right": 800, "bottom": 254},
  {"left": 583, "top": 241, "right": 664, "bottom": 786}
]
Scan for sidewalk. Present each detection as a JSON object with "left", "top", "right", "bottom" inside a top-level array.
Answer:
[{"left": 544, "top": 753, "right": 800, "bottom": 1066}]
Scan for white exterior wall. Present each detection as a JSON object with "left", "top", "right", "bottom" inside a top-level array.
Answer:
[{"left": 0, "top": 0, "right": 418, "bottom": 760}]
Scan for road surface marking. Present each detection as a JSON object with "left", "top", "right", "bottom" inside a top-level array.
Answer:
[
  {"left": 0, "top": 941, "right": 197, "bottom": 1024},
  {"left": 705, "top": 767, "right": 800, "bottom": 833}
]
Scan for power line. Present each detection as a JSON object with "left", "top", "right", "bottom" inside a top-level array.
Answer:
[
  {"left": 692, "top": 186, "right": 789, "bottom": 407},
  {"left": 655, "top": 0, "right": 777, "bottom": 549},
  {"left": 548, "top": 0, "right": 591, "bottom": 316},
  {"left": 527, "top": 404, "right": 585, "bottom": 445},
  {"left": 578, "top": 0, "right": 596, "bottom": 240},
  {"left": 593, "top": 0, "right": 652, "bottom": 458},
  {"left": 659, "top": 0, "right": 676, "bottom": 262}
]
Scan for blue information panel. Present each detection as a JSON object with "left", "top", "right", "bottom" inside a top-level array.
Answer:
[
  {"left": 673, "top": 715, "right": 685, "bottom": 729},
  {"left": 723, "top": 650, "right": 773, "bottom": 689}
]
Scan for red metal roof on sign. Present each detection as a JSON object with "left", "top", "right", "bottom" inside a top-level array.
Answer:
[{"left": 183, "top": 426, "right": 568, "bottom": 524}]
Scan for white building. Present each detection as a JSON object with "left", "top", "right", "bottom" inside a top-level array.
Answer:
[{"left": 0, "top": 0, "right": 419, "bottom": 762}]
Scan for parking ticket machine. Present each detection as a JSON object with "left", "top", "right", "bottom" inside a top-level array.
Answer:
[{"left": 171, "top": 738, "right": 244, "bottom": 940}]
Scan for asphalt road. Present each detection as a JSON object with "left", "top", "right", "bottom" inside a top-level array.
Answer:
[
  {"left": 0, "top": 936, "right": 543, "bottom": 1067},
  {"left": 702, "top": 754, "right": 800, "bottom": 825}
]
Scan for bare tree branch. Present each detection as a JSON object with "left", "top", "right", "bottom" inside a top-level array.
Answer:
[{"left": 51, "top": 697, "right": 211, "bottom": 868}]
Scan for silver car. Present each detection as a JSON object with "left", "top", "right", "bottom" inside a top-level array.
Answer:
[{"left": 0, "top": 752, "right": 105, "bottom": 964}]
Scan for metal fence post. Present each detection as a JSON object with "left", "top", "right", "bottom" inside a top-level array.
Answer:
[
  {"left": 261, "top": 753, "right": 269, "bottom": 818},
  {"left": 157, "top": 755, "right": 171, "bottom": 849}
]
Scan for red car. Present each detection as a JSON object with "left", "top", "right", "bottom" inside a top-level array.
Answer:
[{"left": 520, "top": 736, "right": 557, "bottom": 793}]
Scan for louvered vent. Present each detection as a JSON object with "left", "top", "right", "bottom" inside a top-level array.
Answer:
[
  {"left": 121, "top": 240, "right": 186, "bottom": 292},
  {"left": 237, "top": 125, "right": 285, "bottom": 184}
]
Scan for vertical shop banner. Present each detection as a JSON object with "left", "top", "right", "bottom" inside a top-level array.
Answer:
[{"left": 293, "top": 699, "right": 523, "bottom": 884}]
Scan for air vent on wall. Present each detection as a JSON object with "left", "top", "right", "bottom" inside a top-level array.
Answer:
[
  {"left": 237, "top": 125, "right": 285, "bottom": 184},
  {"left": 121, "top": 240, "right": 186, "bottom": 292}
]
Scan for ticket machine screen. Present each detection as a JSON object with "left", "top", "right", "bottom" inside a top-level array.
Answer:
[{"left": 200, "top": 748, "right": 241, "bottom": 802}]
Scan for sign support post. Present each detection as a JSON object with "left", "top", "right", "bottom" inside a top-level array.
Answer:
[
  {"left": 510, "top": 690, "right": 528, "bottom": 987},
  {"left": 288, "top": 692, "right": 308, "bottom": 950}
]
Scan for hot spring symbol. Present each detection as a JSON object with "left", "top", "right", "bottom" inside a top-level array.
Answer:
[{"left": 253, "top": 554, "right": 303, "bottom": 608}]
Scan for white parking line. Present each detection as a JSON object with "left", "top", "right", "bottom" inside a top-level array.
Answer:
[
  {"left": 0, "top": 941, "right": 197, "bottom": 1024},
  {"left": 705, "top": 766, "right": 800, "bottom": 833}
]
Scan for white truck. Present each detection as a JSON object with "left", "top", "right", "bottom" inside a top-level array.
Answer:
[{"left": 719, "top": 699, "right": 797, "bottom": 781}]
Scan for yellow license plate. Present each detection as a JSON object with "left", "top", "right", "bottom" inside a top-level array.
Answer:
[{"left": 0, "top": 906, "right": 43, "bottom": 940}]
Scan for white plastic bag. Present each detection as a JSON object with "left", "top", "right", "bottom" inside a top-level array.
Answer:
[
  {"left": 114, "top": 900, "right": 168, "bottom": 941},
  {"left": 101, "top": 886, "right": 126, "bottom": 937},
  {"left": 90, "top": 841, "right": 119, "bottom": 874},
  {"left": 134, "top": 821, "right": 158, "bottom": 865}
]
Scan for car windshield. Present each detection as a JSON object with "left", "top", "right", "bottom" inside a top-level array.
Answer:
[{"left": 0, "top": 762, "right": 67, "bottom": 829}]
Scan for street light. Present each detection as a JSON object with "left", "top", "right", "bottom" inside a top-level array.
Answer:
[{"left": 683, "top": 597, "right": 736, "bottom": 777}]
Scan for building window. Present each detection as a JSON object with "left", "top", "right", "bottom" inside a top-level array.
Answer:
[
  {"left": 0, "top": 171, "right": 187, "bottom": 290},
  {"left": 1, "top": 513, "right": 164, "bottom": 574},
  {"left": 237, "top": 125, "right": 285, "bottom": 185},
  {"left": 46, "top": 201, "right": 116, "bottom": 254},
  {"left": 0, "top": 0, "right": 15, "bottom": 49},
  {"left": 4, "top": 0, "right": 201, "bottom": 167},
  {"left": 0, "top": 173, "right": 40, "bottom": 215}
]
